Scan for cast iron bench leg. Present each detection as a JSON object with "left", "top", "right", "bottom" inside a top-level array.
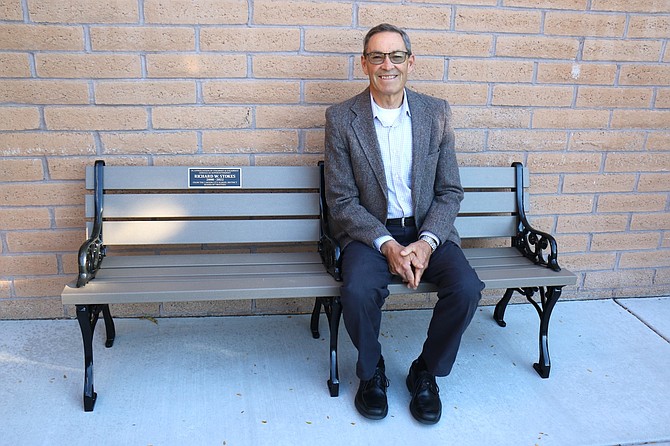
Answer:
[
  {"left": 76, "top": 305, "right": 98, "bottom": 411},
  {"left": 101, "top": 304, "right": 116, "bottom": 348},
  {"left": 310, "top": 299, "right": 322, "bottom": 339},
  {"left": 532, "top": 286, "right": 562, "bottom": 379},
  {"left": 327, "top": 296, "right": 341, "bottom": 397},
  {"left": 493, "top": 288, "right": 515, "bottom": 327}
]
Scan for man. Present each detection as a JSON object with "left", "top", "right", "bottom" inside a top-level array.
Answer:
[{"left": 324, "top": 23, "right": 484, "bottom": 424}]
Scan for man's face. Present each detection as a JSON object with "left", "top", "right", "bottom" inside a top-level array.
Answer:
[{"left": 362, "top": 31, "right": 415, "bottom": 108}]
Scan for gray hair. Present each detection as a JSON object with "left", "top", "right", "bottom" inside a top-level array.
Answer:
[{"left": 363, "top": 23, "right": 412, "bottom": 55}]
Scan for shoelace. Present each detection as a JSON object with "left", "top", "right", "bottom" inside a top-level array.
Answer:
[
  {"left": 368, "top": 368, "right": 390, "bottom": 390},
  {"left": 415, "top": 374, "right": 439, "bottom": 395}
]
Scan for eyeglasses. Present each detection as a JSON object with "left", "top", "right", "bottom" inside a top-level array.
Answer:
[{"left": 364, "top": 51, "right": 410, "bottom": 65}]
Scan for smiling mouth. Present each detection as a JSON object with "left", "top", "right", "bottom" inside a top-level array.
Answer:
[{"left": 379, "top": 74, "right": 398, "bottom": 80}]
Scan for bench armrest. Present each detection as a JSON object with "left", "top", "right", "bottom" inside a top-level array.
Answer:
[
  {"left": 511, "top": 162, "right": 562, "bottom": 272},
  {"left": 319, "top": 234, "right": 342, "bottom": 281},
  {"left": 76, "top": 160, "right": 107, "bottom": 287}
]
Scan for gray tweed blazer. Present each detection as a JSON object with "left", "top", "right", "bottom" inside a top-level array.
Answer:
[{"left": 324, "top": 88, "right": 464, "bottom": 251}]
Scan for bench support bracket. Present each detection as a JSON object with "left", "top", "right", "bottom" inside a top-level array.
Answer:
[
  {"left": 493, "top": 286, "right": 563, "bottom": 379},
  {"left": 310, "top": 296, "right": 341, "bottom": 397},
  {"left": 76, "top": 304, "right": 115, "bottom": 411}
]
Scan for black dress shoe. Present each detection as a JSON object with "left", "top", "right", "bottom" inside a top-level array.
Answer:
[
  {"left": 355, "top": 359, "right": 389, "bottom": 420},
  {"left": 406, "top": 359, "right": 442, "bottom": 425}
]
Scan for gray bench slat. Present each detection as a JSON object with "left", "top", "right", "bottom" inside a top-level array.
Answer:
[
  {"left": 95, "top": 263, "right": 329, "bottom": 280},
  {"left": 86, "top": 165, "right": 320, "bottom": 190},
  {"left": 459, "top": 166, "right": 529, "bottom": 189},
  {"left": 99, "top": 252, "right": 321, "bottom": 268},
  {"left": 459, "top": 191, "right": 519, "bottom": 214},
  {"left": 455, "top": 215, "right": 518, "bottom": 238},
  {"left": 95, "top": 219, "right": 320, "bottom": 245},
  {"left": 86, "top": 193, "right": 319, "bottom": 218}
]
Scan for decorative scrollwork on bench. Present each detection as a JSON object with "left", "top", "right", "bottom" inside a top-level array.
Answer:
[
  {"left": 77, "top": 237, "right": 105, "bottom": 287},
  {"left": 513, "top": 227, "right": 561, "bottom": 272}
]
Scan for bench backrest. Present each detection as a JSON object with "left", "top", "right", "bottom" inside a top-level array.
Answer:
[
  {"left": 85, "top": 162, "right": 321, "bottom": 246},
  {"left": 84, "top": 162, "right": 529, "bottom": 247}
]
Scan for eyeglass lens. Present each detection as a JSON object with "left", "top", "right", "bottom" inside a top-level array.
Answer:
[{"left": 366, "top": 51, "right": 408, "bottom": 64}]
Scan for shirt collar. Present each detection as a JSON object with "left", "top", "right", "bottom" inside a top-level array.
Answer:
[{"left": 370, "top": 89, "right": 411, "bottom": 124}]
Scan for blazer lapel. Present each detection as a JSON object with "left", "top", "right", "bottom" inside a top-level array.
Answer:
[
  {"left": 350, "top": 90, "right": 388, "bottom": 198},
  {"left": 407, "top": 90, "right": 432, "bottom": 205}
]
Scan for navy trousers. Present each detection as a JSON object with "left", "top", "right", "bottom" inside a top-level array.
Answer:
[{"left": 340, "top": 224, "right": 484, "bottom": 380}]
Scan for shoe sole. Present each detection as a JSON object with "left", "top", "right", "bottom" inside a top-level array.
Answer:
[{"left": 355, "top": 398, "right": 388, "bottom": 420}]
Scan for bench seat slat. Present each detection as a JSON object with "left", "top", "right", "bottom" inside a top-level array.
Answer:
[{"left": 99, "top": 252, "right": 321, "bottom": 268}]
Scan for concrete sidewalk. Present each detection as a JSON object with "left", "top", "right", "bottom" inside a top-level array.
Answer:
[{"left": 1, "top": 297, "right": 669, "bottom": 446}]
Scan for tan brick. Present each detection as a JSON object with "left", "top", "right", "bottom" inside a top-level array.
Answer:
[
  {"left": 100, "top": 132, "right": 198, "bottom": 155},
  {"left": 304, "top": 129, "right": 325, "bottom": 153},
  {"left": 0, "top": 80, "right": 89, "bottom": 105},
  {"left": 0, "top": 107, "right": 40, "bottom": 131},
  {"left": 449, "top": 59, "right": 533, "bottom": 83},
  {"left": 554, "top": 234, "right": 590, "bottom": 253},
  {"left": 455, "top": 8, "right": 540, "bottom": 33},
  {"left": 631, "top": 213, "right": 670, "bottom": 231},
  {"left": 95, "top": 81, "right": 196, "bottom": 105},
  {"left": 0, "top": 158, "right": 44, "bottom": 182},
  {"left": 605, "top": 153, "right": 670, "bottom": 172},
  {"left": 620, "top": 251, "right": 670, "bottom": 269},
  {"left": 253, "top": 55, "right": 347, "bottom": 79},
  {"left": 576, "top": 86, "right": 652, "bottom": 108},
  {"left": 505, "top": 0, "right": 587, "bottom": 8},
  {"left": 583, "top": 39, "right": 663, "bottom": 62},
  {"left": 0, "top": 24, "right": 83, "bottom": 51},
  {"left": 0, "top": 0, "right": 22, "bottom": 20},
  {"left": 13, "top": 278, "right": 71, "bottom": 299},
  {"left": 568, "top": 131, "right": 645, "bottom": 152},
  {"left": 256, "top": 106, "right": 327, "bottom": 129},
  {"left": 0, "top": 53, "right": 31, "bottom": 77},
  {"left": 401, "top": 59, "right": 444, "bottom": 81},
  {"left": 655, "top": 268, "right": 670, "bottom": 284},
  {"left": 537, "top": 63, "right": 616, "bottom": 85},
  {"left": 533, "top": 109, "right": 609, "bottom": 129},
  {"left": 203, "top": 27, "right": 300, "bottom": 52},
  {"left": 665, "top": 46, "right": 670, "bottom": 63},
  {"left": 0, "top": 182, "right": 84, "bottom": 206},
  {"left": 304, "top": 28, "right": 365, "bottom": 53},
  {"left": 496, "top": 35, "right": 580, "bottom": 59},
  {"left": 144, "top": 0, "right": 246, "bottom": 24},
  {"left": 44, "top": 156, "right": 93, "bottom": 180},
  {"left": 152, "top": 106, "right": 251, "bottom": 130},
  {"left": 36, "top": 54, "right": 141, "bottom": 78},
  {"left": 619, "top": 65, "right": 670, "bottom": 86},
  {"left": 408, "top": 83, "right": 489, "bottom": 106},
  {"left": 611, "top": 110, "right": 670, "bottom": 129},
  {"left": 54, "top": 207, "right": 86, "bottom": 229},
  {"left": 29, "top": 0, "right": 138, "bottom": 23},
  {"left": 492, "top": 85, "right": 574, "bottom": 107},
  {"left": 253, "top": 154, "right": 324, "bottom": 166},
  {"left": 90, "top": 26, "right": 195, "bottom": 51},
  {"left": 0, "top": 255, "right": 58, "bottom": 275},
  {"left": 598, "top": 193, "right": 667, "bottom": 213},
  {"left": 557, "top": 214, "right": 628, "bottom": 233},
  {"left": 7, "top": 230, "right": 82, "bottom": 253},
  {"left": 146, "top": 54, "right": 247, "bottom": 79},
  {"left": 61, "top": 253, "right": 80, "bottom": 274},
  {"left": 531, "top": 194, "right": 594, "bottom": 214},
  {"left": 202, "top": 130, "right": 299, "bottom": 153},
  {"left": 657, "top": 90, "right": 670, "bottom": 109},
  {"left": 545, "top": 12, "right": 625, "bottom": 37},
  {"left": 255, "top": 0, "right": 351, "bottom": 26},
  {"left": 637, "top": 173, "right": 670, "bottom": 192},
  {"left": 627, "top": 15, "right": 670, "bottom": 38},
  {"left": 204, "top": 81, "right": 300, "bottom": 104},
  {"left": 152, "top": 155, "right": 251, "bottom": 167},
  {"left": 0, "top": 297, "right": 65, "bottom": 318},
  {"left": 560, "top": 252, "right": 617, "bottom": 270},
  {"left": 591, "top": 232, "right": 660, "bottom": 251},
  {"left": 412, "top": 32, "right": 492, "bottom": 57},
  {"left": 646, "top": 133, "right": 670, "bottom": 151},
  {"left": 451, "top": 107, "right": 531, "bottom": 129},
  {"left": 528, "top": 153, "right": 601, "bottom": 173},
  {"left": 45, "top": 106, "right": 147, "bottom": 131},
  {"left": 359, "top": 4, "right": 450, "bottom": 29},
  {"left": 453, "top": 130, "right": 486, "bottom": 152},
  {"left": 0, "top": 208, "right": 51, "bottom": 230},
  {"left": 529, "top": 174, "right": 561, "bottom": 194},
  {"left": 0, "top": 281, "right": 9, "bottom": 299},
  {"left": 456, "top": 152, "right": 527, "bottom": 168},
  {"left": 563, "top": 173, "right": 637, "bottom": 193},
  {"left": 591, "top": 0, "right": 670, "bottom": 13},
  {"left": 584, "top": 270, "right": 654, "bottom": 289},
  {"left": 0, "top": 132, "right": 94, "bottom": 156},
  {"left": 488, "top": 130, "right": 567, "bottom": 151},
  {"left": 161, "top": 300, "right": 253, "bottom": 317},
  {"left": 304, "top": 81, "right": 368, "bottom": 105}
]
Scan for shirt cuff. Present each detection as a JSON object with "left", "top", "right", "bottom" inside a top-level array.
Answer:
[
  {"left": 373, "top": 235, "right": 394, "bottom": 252},
  {"left": 419, "top": 231, "right": 440, "bottom": 246}
]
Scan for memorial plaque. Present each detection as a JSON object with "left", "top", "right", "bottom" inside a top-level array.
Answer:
[{"left": 188, "top": 168, "right": 242, "bottom": 188}]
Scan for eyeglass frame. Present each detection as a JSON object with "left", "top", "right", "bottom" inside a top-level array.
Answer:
[{"left": 363, "top": 51, "right": 412, "bottom": 65}]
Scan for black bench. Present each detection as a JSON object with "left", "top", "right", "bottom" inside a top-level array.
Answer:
[{"left": 61, "top": 160, "right": 575, "bottom": 411}]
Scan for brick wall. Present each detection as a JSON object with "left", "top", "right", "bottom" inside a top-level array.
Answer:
[{"left": 0, "top": 0, "right": 668, "bottom": 319}]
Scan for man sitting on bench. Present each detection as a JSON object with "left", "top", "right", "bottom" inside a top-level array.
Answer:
[{"left": 323, "top": 23, "right": 485, "bottom": 424}]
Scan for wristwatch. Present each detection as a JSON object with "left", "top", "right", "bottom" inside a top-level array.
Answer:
[{"left": 419, "top": 235, "right": 438, "bottom": 253}]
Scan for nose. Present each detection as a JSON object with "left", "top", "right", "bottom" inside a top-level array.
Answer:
[{"left": 380, "top": 54, "right": 395, "bottom": 69}]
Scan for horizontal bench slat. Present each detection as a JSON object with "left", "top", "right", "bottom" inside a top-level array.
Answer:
[
  {"left": 87, "top": 193, "right": 319, "bottom": 218},
  {"left": 99, "top": 252, "right": 321, "bottom": 268},
  {"left": 86, "top": 165, "right": 320, "bottom": 190},
  {"left": 93, "top": 219, "right": 321, "bottom": 245},
  {"left": 455, "top": 215, "right": 518, "bottom": 238},
  {"left": 95, "top": 263, "right": 329, "bottom": 280},
  {"left": 459, "top": 166, "right": 529, "bottom": 189}
]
